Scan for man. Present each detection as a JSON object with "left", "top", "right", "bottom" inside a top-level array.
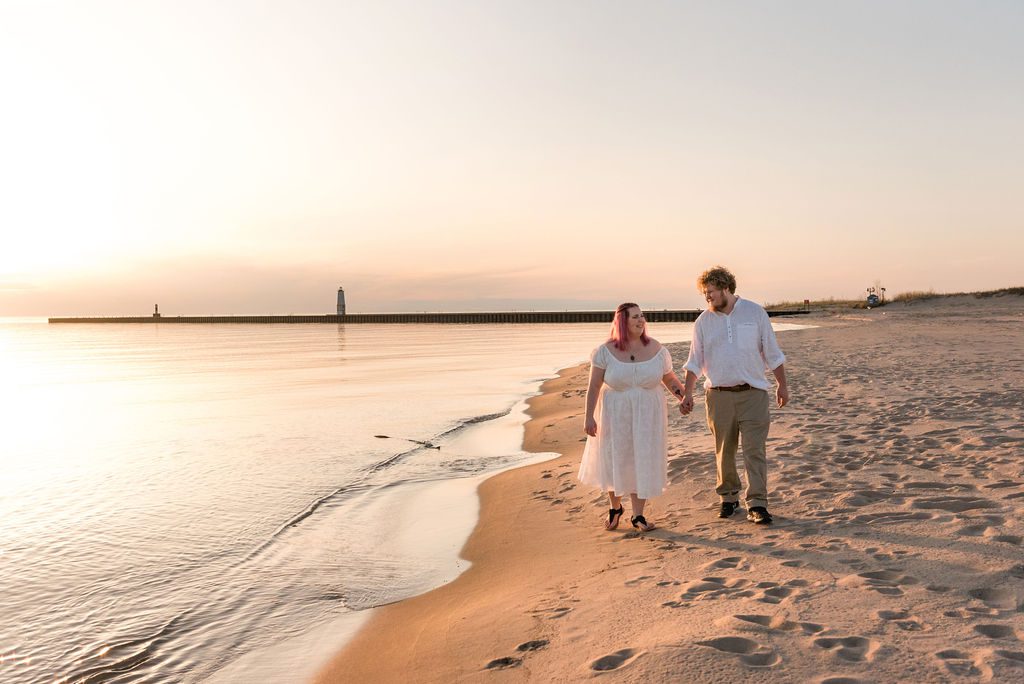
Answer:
[{"left": 679, "top": 266, "right": 789, "bottom": 524}]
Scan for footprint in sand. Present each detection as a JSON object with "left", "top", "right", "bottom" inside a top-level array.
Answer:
[
  {"left": 968, "top": 586, "right": 1020, "bottom": 611},
  {"left": 910, "top": 495, "right": 1000, "bottom": 513},
  {"left": 837, "top": 489, "right": 888, "bottom": 507},
  {"left": 995, "top": 650, "right": 1024, "bottom": 664},
  {"left": 992, "top": 534, "right": 1023, "bottom": 545},
  {"left": 813, "top": 635, "right": 879, "bottom": 662},
  {"left": 838, "top": 569, "right": 919, "bottom": 596},
  {"left": 662, "top": 577, "right": 752, "bottom": 607},
  {"left": 876, "top": 609, "right": 926, "bottom": 632},
  {"left": 484, "top": 656, "right": 521, "bottom": 670},
  {"left": 900, "top": 480, "right": 973, "bottom": 493},
  {"left": 700, "top": 556, "right": 748, "bottom": 572},
  {"left": 974, "top": 624, "right": 1017, "bottom": 640},
  {"left": 667, "top": 458, "right": 698, "bottom": 485},
  {"left": 968, "top": 606, "right": 1002, "bottom": 617},
  {"left": 750, "top": 579, "right": 809, "bottom": 605},
  {"left": 852, "top": 510, "right": 934, "bottom": 524},
  {"left": 719, "top": 613, "right": 824, "bottom": 635},
  {"left": 818, "top": 678, "right": 870, "bottom": 684},
  {"left": 530, "top": 606, "right": 572, "bottom": 619},
  {"left": 934, "top": 649, "right": 983, "bottom": 677},
  {"left": 695, "top": 636, "right": 780, "bottom": 667},
  {"left": 624, "top": 575, "right": 654, "bottom": 587},
  {"left": 588, "top": 648, "right": 643, "bottom": 671},
  {"left": 516, "top": 640, "right": 549, "bottom": 652}
]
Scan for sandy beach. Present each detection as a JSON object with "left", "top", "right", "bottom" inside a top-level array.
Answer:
[{"left": 315, "top": 294, "right": 1023, "bottom": 683}]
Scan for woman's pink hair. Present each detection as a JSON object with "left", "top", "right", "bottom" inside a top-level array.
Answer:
[{"left": 608, "top": 302, "right": 650, "bottom": 351}]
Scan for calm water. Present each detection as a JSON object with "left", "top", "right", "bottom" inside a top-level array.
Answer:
[{"left": 1, "top": 318, "right": 716, "bottom": 683}]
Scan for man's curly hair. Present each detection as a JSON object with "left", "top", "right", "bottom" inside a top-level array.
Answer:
[{"left": 697, "top": 266, "right": 737, "bottom": 294}]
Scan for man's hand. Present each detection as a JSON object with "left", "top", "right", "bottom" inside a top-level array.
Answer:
[
  {"left": 776, "top": 385, "right": 789, "bottom": 408},
  {"left": 679, "top": 394, "right": 694, "bottom": 416}
]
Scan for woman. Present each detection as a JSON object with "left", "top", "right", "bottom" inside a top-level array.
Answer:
[{"left": 579, "top": 303, "right": 687, "bottom": 531}]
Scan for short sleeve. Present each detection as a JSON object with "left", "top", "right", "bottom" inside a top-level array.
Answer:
[
  {"left": 590, "top": 344, "right": 609, "bottom": 369},
  {"left": 661, "top": 346, "right": 673, "bottom": 374}
]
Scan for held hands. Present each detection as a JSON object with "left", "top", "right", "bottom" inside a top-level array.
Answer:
[
  {"left": 777, "top": 385, "right": 790, "bottom": 408},
  {"left": 584, "top": 416, "right": 598, "bottom": 437},
  {"left": 678, "top": 394, "right": 694, "bottom": 416}
]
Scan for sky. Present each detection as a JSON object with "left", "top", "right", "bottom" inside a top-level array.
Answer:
[{"left": 1, "top": 0, "right": 1021, "bottom": 315}]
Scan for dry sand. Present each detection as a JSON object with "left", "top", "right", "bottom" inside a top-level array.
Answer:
[{"left": 314, "top": 294, "right": 1023, "bottom": 683}]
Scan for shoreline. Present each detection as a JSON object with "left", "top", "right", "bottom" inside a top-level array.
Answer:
[
  {"left": 315, "top": 294, "right": 1024, "bottom": 682},
  {"left": 312, "top": 361, "right": 596, "bottom": 681},
  {"left": 207, "top": 393, "right": 563, "bottom": 683},
  {"left": 299, "top": 325, "right": 710, "bottom": 678}
]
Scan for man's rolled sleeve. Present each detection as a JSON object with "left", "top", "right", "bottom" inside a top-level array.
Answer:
[
  {"left": 760, "top": 314, "right": 786, "bottom": 370},
  {"left": 683, "top": 323, "right": 705, "bottom": 378}
]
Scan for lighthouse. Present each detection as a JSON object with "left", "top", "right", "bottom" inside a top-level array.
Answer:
[{"left": 336, "top": 287, "right": 346, "bottom": 315}]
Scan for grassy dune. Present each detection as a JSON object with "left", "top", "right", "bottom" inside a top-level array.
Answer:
[{"left": 765, "top": 286, "right": 1023, "bottom": 311}]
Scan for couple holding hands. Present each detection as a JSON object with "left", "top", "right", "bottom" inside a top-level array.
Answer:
[{"left": 580, "top": 266, "right": 789, "bottom": 532}]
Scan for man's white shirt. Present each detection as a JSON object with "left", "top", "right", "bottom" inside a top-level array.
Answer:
[{"left": 683, "top": 297, "right": 786, "bottom": 391}]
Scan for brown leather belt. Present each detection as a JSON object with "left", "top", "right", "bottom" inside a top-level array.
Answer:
[{"left": 711, "top": 383, "right": 752, "bottom": 392}]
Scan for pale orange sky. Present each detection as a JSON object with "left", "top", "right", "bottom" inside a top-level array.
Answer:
[{"left": 1, "top": 1, "right": 1021, "bottom": 315}]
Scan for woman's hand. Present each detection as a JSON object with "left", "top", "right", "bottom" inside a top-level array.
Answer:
[{"left": 584, "top": 416, "right": 597, "bottom": 436}]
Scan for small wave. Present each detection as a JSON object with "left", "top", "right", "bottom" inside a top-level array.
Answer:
[
  {"left": 235, "top": 407, "right": 517, "bottom": 594},
  {"left": 436, "top": 409, "right": 511, "bottom": 438},
  {"left": 360, "top": 408, "right": 513, "bottom": 476},
  {"left": 60, "top": 609, "right": 190, "bottom": 683},
  {"left": 361, "top": 445, "right": 423, "bottom": 475},
  {"left": 244, "top": 482, "right": 373, "bottom": 561}
]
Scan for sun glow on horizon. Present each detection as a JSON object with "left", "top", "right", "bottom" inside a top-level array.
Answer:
[{"left": 2, "top": 1, "right": 1022, "bottom": 315}]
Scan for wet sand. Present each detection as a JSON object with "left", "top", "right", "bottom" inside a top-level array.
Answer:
[{"left": 315, "top": 294, "right": 1023, "bottom": 683}]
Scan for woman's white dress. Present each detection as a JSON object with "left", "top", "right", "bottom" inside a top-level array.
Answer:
[{"left": 578, "top": 344, "right": 671, "bottom": 500}]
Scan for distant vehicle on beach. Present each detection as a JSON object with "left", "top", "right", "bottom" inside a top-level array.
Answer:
[{"left": 866, "top": 285, "right": 886, "bottom": 308}]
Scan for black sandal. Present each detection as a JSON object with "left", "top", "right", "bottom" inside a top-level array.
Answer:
[
  {"left": 630, "top": 515, "right": 656, "bottom": 532},
  {"left": 605, "top": 506, "right": 624, "bottom": 530}
]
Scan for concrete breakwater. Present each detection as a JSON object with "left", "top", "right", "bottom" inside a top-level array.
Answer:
[{"left": 48, "top": 310, "right": 809, "bottom": 324}]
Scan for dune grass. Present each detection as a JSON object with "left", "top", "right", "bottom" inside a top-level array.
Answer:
[
  {"left": 765, "top": 287, "right": 1022, "bottom": 311},
  {"left": 764, "top": 297, "right": 866, "bottom": 311}
]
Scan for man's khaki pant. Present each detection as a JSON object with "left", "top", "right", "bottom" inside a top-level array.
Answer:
[{"left": 705, "top": 388, "right": 770, "bottom": 509}]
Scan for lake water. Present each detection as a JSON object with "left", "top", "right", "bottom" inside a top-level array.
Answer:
[{"left": 2, "top": 318, "right": 729, "bottom": 683}]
